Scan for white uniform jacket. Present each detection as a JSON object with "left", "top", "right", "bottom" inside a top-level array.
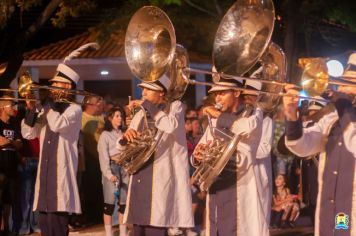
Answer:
[
  {"left": 286, "top": 107, "right": 356, "bottom": 236},
  {"left": 21, "top": 104, "right": 82, "bottom": 214},
  {"left": 119, "top": 100, "right": 194, "bottom": 228},
  {"left": 255, "top": 116, "right": 274, "bottom": 225},
  {"left": 196, "top": 108, "right": 269, "bottom": 236}
]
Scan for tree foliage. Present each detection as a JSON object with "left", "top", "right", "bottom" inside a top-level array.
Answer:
[{"left": 1, "top": 0, "right": 356, "bottom": 88}]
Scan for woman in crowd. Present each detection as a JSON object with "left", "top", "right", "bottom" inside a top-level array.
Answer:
[{"left": 98, "top": 106, "right": 129, "bottom": 236}]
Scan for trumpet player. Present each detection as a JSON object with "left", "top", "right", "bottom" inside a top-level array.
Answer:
[
  {"left": 192, "top": 77, "right": 269, "bottom": 236},
  {"left": 117, "top": 74, "right": 193, "bottom": 236},
  {"left": 283, "top": 53, "right": 356, "bottom": 236},
  {"left": 21, "top": 63, "right": 82, "bottom": 236}
]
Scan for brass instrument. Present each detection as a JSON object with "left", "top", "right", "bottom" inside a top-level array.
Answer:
[
  {"left": 18, "top": 71, "right": 97, "bottom": 105},
  {"left": 111, "top": 105, "right": 164, "bottom": 175},
  {"left": 188, "top": 56, "right": 356, "bottom": 102},
  {"left": 117, "top": 1, "right": 279, "bottom": 181},
  {"left": 192, "top": 106, "right": 254, "bottom": 191},
  {"left": 190, "top": 0, "right": 276, "bottom": 191},
  {"left": 112, "top": 6, "right": 187, "bottom": 174}
]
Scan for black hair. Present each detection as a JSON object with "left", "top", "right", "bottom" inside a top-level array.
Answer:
[{"left": 103, "top": 105, "right": 127, "bottom": 132}]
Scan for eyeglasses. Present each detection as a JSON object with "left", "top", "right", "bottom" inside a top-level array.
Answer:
[{"left": 0, "top": 103, "right": 17, "bottom": 109}]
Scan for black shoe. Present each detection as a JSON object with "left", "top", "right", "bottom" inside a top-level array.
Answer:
[
  {"left": 289, "top": 221, "right": 296, "bottom": 228},
  {"left": 280, "top": 221, "right": 288, "bottom": 229},
  {"left": 68, "top": 223, "right": 83, "bottom": 232}
]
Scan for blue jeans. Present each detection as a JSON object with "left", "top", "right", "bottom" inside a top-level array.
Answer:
[
  {"left": 12, "top": 159, "right": 39, "bottom": 234},
  {"left": 102, "top": 162, "right": 128, "bottom": 206}
]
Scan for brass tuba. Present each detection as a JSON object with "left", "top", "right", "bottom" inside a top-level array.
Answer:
[
  {"left": 192, "top": 106, "right": 254, "bottom": 191},
  {"left": 192, "top": 0, "right": 276, "bottom": 191},
  {"left": 111, "top": 6, "right": 188, "bottom": 174}
]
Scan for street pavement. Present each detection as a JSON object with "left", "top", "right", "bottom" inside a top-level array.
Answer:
[
  {"left": 27, "top": 215, "right": 315, "bottom": 236},
  {"left": 27, "top": 224, "right": 314, "bottom": 236}
]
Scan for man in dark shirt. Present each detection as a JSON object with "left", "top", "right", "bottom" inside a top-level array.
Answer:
[{"left": 0, "top": 96, "right": 23, "bottom": 234}]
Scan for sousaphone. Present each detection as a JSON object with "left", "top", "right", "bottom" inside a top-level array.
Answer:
[{"left": 113, "top": 6, "right": 188, "bottom": 174}]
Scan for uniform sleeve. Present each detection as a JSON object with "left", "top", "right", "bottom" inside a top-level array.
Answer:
[
  {"left": 231, "top": 108, "right": 262, "bottom": 137},
  {"left": 285, "top": 111, "right": 339, "bottom": 157},
  {"left": 339, "top": 105, "right": 356, "bottom": 155},
  {"left": 46, "top": 104, "right": 82, "bottom": 134},
  {"left": 21, "top": 118, "right": 42, "bottom": 140},
  {"left": 98, "top": 132, "right": 114, "bottom": 180},
  {"left": 233, "top": 108, "right": 263, "bottom": 169},
  {"left": 153, "top": 100, "right": 183, "bottom": 134},
  {"left": 256, "top": 116, "right": 273, "bottom": 159}
]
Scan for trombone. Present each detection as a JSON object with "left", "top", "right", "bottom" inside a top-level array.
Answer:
[
  {"left": 0, "top": 72, "right": 98, "bottom": 104},
  {"left": 186, "top": 57, "right": 356, "bottom": 96},
  {"left": 17, "top": 71, "right": 97, "bottom": 105}
]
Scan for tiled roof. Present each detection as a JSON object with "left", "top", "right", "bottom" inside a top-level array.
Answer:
[
  {"left": 24, "top": 31, "right": 210, "bottom": 63},
  {"left": 24, "top": 31, "right": 125, "bottom": 60}
]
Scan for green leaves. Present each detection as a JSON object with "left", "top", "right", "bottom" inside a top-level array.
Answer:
[{"left": 51, "top": 0, "right": 97, "bottom": 28}]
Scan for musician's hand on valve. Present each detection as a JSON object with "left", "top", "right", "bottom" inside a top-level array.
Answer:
[
  {"left": 203, "top": 106, "right": 221, "bottom": 118},
  {"left": 123, "top": 128, "right": 139, "bottom": 143},
  {"left": 283, "top": 84, "right": 299, "bottom": 121},
  {"left": 127, "top": 100, "right": 143, "bottom": 112},
  {"left": 193, "top": 143, "right": 207, "bottom": 162}
]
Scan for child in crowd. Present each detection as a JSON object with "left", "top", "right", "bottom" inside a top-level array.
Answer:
[{"left": 271, "top": 174, "right": 300, "bottom": 228}]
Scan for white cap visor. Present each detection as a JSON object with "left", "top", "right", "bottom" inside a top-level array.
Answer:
[
  {"left": 138, "top": 82, "right": 164, "bottom": 91},
  {"left": 208, "top": 82, "right": 239, "bottom": 93}
]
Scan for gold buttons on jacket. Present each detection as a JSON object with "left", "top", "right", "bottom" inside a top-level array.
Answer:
[
  {"left": 333, "top": 171, "right": 338, "bottom": 175},
  {"left": 137, "top": 179, "right": 141, "bottom": 183},
  {"left": 330, "top": 199, "right": 335, "bottom": 203},
  {"left": 338, "top": 142, "right": 342, "bottom": 146}
]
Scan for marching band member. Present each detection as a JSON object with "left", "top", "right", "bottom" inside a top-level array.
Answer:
[
  {"left": 299, "top": 97, "right": 327, "bottom": 225},
  {"left": 21, "top": 63, "right": 82, "bottom": 236},
  {"left": 243, "top": 79, "right": 274, "bottom": 226},
  {"left": 117, "top": 75, "right": 193, "bottom": 236},
  {"left": 192, "top": 77, "right": 268, "bottom": 236},
  {"left": 283, "top": 53, "right": 356, "bottom": 236}
]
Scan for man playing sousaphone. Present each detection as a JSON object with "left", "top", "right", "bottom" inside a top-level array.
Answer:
[
  {"left": 191, "top": 75, "right": 269, "bottom": 236},
  {"left": 284, "top": 53, "right": 356, "bottom": 236},
  {"left": 117, "top": 74, "right": 193, "bottom": 236}
]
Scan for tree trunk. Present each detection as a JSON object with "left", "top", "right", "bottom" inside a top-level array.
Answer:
[{"left": 0, "top": 0, "right": 62, "bottom": 89}]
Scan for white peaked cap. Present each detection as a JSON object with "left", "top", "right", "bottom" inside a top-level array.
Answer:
[
  {"left": 343, "top": 52, "right": 356, "bottom": 80},
  {"left": 50, "top": 63, "right": 80, "bottom": 84},
  {"left": 211, "top": 65, "right": 243, "bottom": 84},
  {"left": 50, "top": 43, "right": 99, "bottom": 84},
  {"left": 347, "top": 52, "right": 356, "bottom": 66},
  {"left": 243, "top": 80, "right": 262, "bottom": 95},
  {"left": 138, "top": 74, "right": 171, "bottom": 92}
]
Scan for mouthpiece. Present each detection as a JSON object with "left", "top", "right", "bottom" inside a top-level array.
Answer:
[{"left": 215, "top": 103, "right": 223, "bottom": 110}]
